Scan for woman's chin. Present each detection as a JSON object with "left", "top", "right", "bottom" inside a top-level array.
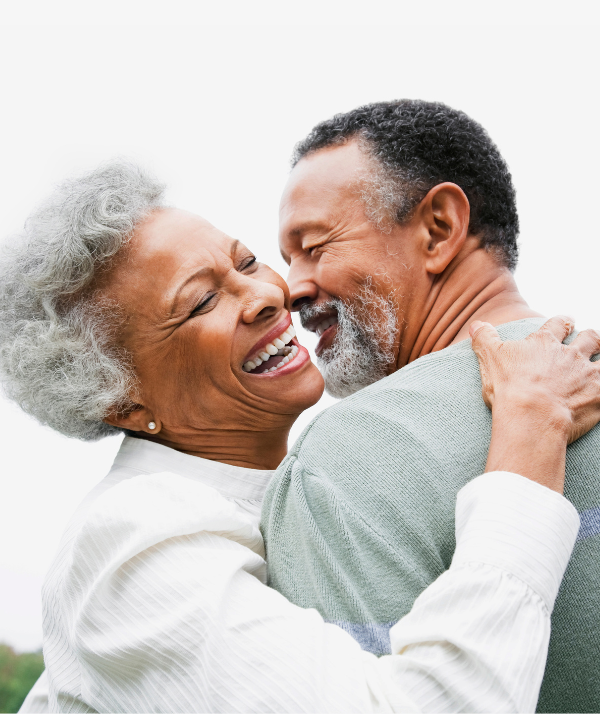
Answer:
[
  {"left": 243, "top": 351, "right": 325, "bottom": 413},
  {"left": 290, "top": 361, "right": 325, "bottom": 410}
]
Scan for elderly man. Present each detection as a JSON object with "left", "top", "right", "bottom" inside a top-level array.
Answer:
[{"left": 261, "top": 100, "right": 600, "bottom": 714}]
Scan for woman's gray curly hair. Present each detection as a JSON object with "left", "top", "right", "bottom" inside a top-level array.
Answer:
[{"left": 0, "top": 160, "right": 166, "bottom": 440}]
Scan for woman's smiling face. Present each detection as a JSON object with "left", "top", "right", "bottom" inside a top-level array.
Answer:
[{"left": 98, "top": 208, "right": 324, "bottom": 445}]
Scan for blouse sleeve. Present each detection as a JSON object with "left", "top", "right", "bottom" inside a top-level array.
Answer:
[{"left": 46, "top": 471, "right": 578, "bottom": 713}]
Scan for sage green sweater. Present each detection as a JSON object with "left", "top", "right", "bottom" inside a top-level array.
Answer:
[{"left": 261, "top": 318, "right": 600, "bottom": 714}]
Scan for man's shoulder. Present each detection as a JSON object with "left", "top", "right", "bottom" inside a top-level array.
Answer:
[
  {"left": 286, "top": 316, "right": 600, "bottom": 505},
  {"left": 286, "top": 318, "right": 569, "bottom": 485},
  {"left": 285, "top": 330, "right": 488, "bottom": 492},
  {"left": 355, "top": 317, "right": 549, "bottom": 400},
  {"left": 298, "top": 329, "right": 483, "bottom": 450},
  {"left": 302, "top": 317, "right": 547, "bottom": 437}
]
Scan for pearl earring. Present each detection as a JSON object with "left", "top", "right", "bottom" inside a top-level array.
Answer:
[{"left": 148, "top": 421, "right": 156, "bottom": 430}]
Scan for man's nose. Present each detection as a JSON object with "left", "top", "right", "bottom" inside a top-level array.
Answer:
[{"left": 287, "top": 261, "right": 319, "bottom": 312}]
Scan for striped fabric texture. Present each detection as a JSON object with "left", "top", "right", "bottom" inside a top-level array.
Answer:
[
  {"left": 28, "top": 437, "right": 579, "bottom": 713},
  {"left": 262, "top": 318, "right": 600, "bottom": 714}
]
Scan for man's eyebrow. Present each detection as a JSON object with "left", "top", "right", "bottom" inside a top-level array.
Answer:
[
  {"left": 280, "top": 220, "right": 328, "bottom": 263},
  {"left": 229, "top": 239, "right": 241, "bottom": 256},
  {"left": 287, "top": 220, "right": 328, "bottom": 238}
]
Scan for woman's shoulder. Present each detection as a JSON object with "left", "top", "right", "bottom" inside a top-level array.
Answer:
[
  {"left": 41, "top": 471, "right": 269, "bottom": 710},
  {"left": 45, "top": 471, "right": 261, "bottom": 598},
  {"left": 87, "top": 470, "right": 254, "bottom": 537}
]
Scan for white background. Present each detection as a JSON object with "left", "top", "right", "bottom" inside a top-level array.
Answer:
[{"left": 0, "top": 4, "right": 598, "bottom": 651}]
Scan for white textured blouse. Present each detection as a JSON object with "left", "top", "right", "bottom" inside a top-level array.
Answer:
[{"left": 22, "top": 436, "right": 579, "bottom": 713}]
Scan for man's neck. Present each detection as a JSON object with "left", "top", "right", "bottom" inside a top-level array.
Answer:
[{"left": 398, "top": 248, "right": 542, "bottom": 368}]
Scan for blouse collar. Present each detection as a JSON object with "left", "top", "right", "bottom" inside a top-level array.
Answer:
[{"left": 111, "top": 436, "right": 275, "bottom": 502}]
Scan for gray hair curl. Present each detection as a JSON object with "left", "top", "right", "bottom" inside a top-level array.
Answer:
[{"left": 0, "top": 160, "right": 166, "bottom": 440}]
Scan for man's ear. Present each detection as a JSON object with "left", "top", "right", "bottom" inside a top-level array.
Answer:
[
  {"left": 416, "top": 182, "right": 470, "bottom": 275},
  {"left": 104, "top": 404, "right": 161, "bottom": 435}
]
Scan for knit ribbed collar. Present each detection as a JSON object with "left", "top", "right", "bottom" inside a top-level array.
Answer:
[{"left": 111, "top": 436, "right": 275, "bottom": 502}]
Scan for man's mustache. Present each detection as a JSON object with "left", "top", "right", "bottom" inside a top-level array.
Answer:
[{"left": 299, "top": 299, "right": 340, "bottom": 331}]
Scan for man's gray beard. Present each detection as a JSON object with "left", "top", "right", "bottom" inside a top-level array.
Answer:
[{"left": 299, "top": 284, "right": 398, "bottom": 399}]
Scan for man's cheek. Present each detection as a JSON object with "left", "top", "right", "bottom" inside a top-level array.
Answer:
[{"left": 319, "top": 254, "right": 366, "bottom": 298}]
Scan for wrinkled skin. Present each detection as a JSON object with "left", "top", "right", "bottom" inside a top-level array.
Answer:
[
  {"left": 89, "top": 186, "right": 600, "bottom": 488},
  {"left": 470, "top": 317, "right": 600, "bottom": 491},
  {"left": 278, "top": 141, "right": 541, "bottom": 369},
  {"left": 278, "top": 141, "right": 600, "bottom": 491},
  {"left": 99, "top": 208, "right": 324, "bottom": 469}
]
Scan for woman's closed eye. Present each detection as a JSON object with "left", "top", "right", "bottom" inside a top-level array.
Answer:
[
  {"left": 190, "top": 293, "right": 218, "bottom": 317},
  {"left": 190, "top": 256, "right": 257, "bottom": 317}
]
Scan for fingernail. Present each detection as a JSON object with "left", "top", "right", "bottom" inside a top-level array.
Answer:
[{"left": 469, "top": 320, "right": 484, "bottom": 337}]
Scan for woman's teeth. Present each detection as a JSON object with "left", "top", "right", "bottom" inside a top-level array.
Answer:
[
  {"left": 243, "top": 326, "right": 298, "bottom": 373},
  {"left": 315, "top": 316, "right": 338, "bottom": 337}
]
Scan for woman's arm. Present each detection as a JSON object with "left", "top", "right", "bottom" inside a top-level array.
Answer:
[
  {"left": 60, "top": 471, "right": 576, "bottom": 714},
  {"left": 38, "top": 316, "right": 599, "bottom": 714}
]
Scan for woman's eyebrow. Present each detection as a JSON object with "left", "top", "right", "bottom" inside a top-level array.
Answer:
[
  {"left": 168, "top": 239, "right": 240, "bottom": 316},
  {"left": 169, "top": 266, "right": 213, "bottom": 314}
]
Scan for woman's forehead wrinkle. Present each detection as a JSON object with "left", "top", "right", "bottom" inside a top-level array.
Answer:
[
  {"left": 165, "top": 238, "right": 238, "bottom": 316},
  {"left": 121, "top": 215, "right": 239, "bottom": 322}
]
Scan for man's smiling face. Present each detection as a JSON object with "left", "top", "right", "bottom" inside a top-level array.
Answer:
[{"left": 278, "top": 140, "right": 423, "bottom": 397}]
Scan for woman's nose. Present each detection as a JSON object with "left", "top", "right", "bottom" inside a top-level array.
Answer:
[{"left": 241, "top": 282, "right": 286, "bottom": 324}]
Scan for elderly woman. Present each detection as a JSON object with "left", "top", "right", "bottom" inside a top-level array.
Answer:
[{"left": 3, "top": 161, "right": 599, "bottom": 714}]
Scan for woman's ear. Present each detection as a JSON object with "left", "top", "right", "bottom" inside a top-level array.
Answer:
[
  {"left": 104, "top": 406, "right": 161, "bottom": 434},
  {"left": 416, "top": 182, "right": 471, "bottom": 275}
]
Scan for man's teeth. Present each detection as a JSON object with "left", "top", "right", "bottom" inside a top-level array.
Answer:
[
  {"left": 315, "top": 316, "right": 338, "bottom": 337},
  {"left": 243, "top": 326, "right": 298, "bottom": 373}
]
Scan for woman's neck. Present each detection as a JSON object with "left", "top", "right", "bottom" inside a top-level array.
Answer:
[{"left": 141, "top": 422, "right": 292, "bottom": 471}]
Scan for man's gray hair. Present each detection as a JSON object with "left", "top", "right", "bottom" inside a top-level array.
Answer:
[
  {"left": 0, "top": 160, "right": 166, "bottom": 440},
  {"left": 299, "top": 279, "right": 398, "bottom": 398},
  {"left": 292, "top": 100, "right": 520, "bottom": 270}
]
